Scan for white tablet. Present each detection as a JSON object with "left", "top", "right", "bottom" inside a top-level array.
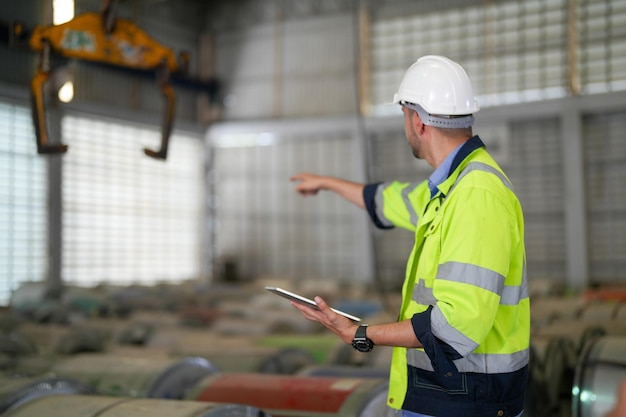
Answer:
[{"left": 264, "top": 286, "right": 361, "bottom": 322}]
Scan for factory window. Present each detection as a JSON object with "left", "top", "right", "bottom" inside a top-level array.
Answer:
[
  {"left": 0, "top": 101, "right": 48, "bottom": 306},
  {"left": 61, "top": 115, "right": 205, "bottom": 286},
  {"left": 370, "top": 0, "right": 626, "bottom": 114}
]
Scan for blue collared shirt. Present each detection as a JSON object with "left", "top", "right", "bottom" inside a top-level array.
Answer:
[{"left": 427, "top": 143, "right": 463, "bottom": 198}]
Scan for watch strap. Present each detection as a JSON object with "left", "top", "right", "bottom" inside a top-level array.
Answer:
[
  {"left": 355, "top": 324, "right": 368, "bottom": 339},
  {"left": 352, "top": 324, "right": 374, "bottom": 352}
]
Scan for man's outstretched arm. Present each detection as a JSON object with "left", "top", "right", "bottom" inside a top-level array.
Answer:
[{"left": 290, "top": 172, "right": 366, "bottom": 209}]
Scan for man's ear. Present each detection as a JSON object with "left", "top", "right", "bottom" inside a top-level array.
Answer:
[{"left": 412, "top": 112, "right": 426, "bottom": 135}]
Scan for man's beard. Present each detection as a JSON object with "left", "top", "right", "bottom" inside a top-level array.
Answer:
[{"left": 409, "top": 137, "right": 422, "bottom": 160}]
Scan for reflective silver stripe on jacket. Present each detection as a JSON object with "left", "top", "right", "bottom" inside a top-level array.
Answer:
[
  {"left": 431, "top": 306, "right": 479, "bottom": 357},
  {"left": 412, "top": 279, "right": 437, "bottom": 305},
  {"left": 438, "top": 262, "right": 504, "bottom": 295},
  {"left": 401, "top": 184, "right": 420, "bottom": 227},
  {"left": 413, "top": 262, "right": 528, "bottom": 307},
  {"left": 448, "top": 161, "right": 514, "bottom": 196},
  {"left": 406, "top": 346, "right": 529, "bottom": 374},
  {"left": 376, "top": 182, "right": 421, "bottom": 228},
  {"left": 502, "top": 266, "right": 528, "bottom": 305}
]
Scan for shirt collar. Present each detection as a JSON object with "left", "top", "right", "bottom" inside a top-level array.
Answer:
[{"left": 427, "top": 135, "right": 485, "bottom": 198}]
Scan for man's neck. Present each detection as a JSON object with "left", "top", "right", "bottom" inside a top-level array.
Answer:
[{"left": 430, "top": 136, "right": 470, "bottom": 168}]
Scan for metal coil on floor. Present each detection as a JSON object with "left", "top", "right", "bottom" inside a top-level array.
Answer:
[
  {"left": 256, "top": 347, "right": 317, "bottom": 374},
  {"left": 55, "top": 326, "right": 109, "bottom": 354},
  {"left": 572, "top": 336, "right": 626, "bottom": 417},
  {"left": 534, "top": 320, "right": 607, "bottom": 356},
  {"left": 170, "top": 346, "right": 317, "bottom": 375},
  {"left": 0, "top": 332, "right": 38, "bottom": 356},
  {"left": 578, "top": 302, "right": 622, "bottom": 321},
  {"left": 329, "top": 343, "right": 393, "bottom": 368},
  {"left": 258, "top": 334, "right": 345, "bottom": 365},
  {"left": 527, "top": 334, "right": 577, "bottom": 417},
  {"left": 186, "top": 372, "right": 392, "bottom": 417},
  {"left": 2, "top": 394, "right": 264, "bottom": 417},
  {"left": 530, "top": 297, "right": 588, "bottom": 328},
  {"left": 297, "top": 364, "right": 389, "bottom": 379},
  {"left": 49, "top": 353, "right": 218, "bottom": 399},
  {"left": 0, "top": 376, "right": 95, "bottom": 415},
  {"left": 209, "top": 304, "right": 321, "bottom": 336}
]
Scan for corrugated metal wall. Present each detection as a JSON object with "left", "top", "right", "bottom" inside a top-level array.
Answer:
[
  {"left": 584, "top": 109, "right": 626, "bottom": 284},
  {"left": 212, "top": 128, "right": 371, "bottom": 285},
  {"left": 214, "top": 13, "right": 357, "bottom": 120},
  {"left": 506, "top": 118, "right": 566, "bottom": 281}
]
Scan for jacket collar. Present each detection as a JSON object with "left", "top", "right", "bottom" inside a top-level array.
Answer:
[{"left": 434, "top": 135, "right": 485, "bottom": 198}]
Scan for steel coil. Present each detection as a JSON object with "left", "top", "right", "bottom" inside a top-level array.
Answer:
[
  {"left": 2, "top": 394, "right": 263, "bottom": 417},
  {"left": 186, "top": 372, "right": 392, "bottom": 417},
  {"left": 572, "top": 336, "right": 626, "bottom": 417},
  {"left": 0, "top": 376, "right": 95, "bottom": 415},
  {"left": 50, "top": 353, "right": 218, "bottom": 398}
]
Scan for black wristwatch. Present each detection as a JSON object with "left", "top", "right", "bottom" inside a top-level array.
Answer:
[{"left": 351, "top": 324, "right": 374, "bottom": 352}]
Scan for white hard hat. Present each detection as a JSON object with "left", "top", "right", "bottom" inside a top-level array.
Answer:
[{"left": 391, "top": 55, "right": 480, "bottom": 117}]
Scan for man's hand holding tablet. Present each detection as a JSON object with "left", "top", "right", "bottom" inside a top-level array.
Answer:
[{"left": 264, "top": 286, "right": 362, "bottom": 322}]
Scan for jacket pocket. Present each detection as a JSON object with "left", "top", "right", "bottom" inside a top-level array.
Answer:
[{"left": 409, "top": 366, "right": 468, "bottom": 395}]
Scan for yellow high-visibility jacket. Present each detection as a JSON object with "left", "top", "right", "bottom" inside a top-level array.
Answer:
[{"left": 363, "top": 136, "right": 530, "bottom": 417}]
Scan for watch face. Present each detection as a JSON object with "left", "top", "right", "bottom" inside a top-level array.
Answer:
[{"left": 352, "top": 339, "right": 374, "bottom": 352}]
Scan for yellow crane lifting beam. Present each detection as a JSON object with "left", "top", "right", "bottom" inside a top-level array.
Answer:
[{"left": 22, "top": 0, "right": 196, "bottom": 159}]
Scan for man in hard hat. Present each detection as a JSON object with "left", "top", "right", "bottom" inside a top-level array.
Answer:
[{"left": 290, "top": 55, "right": 529, "bottom": 417}]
